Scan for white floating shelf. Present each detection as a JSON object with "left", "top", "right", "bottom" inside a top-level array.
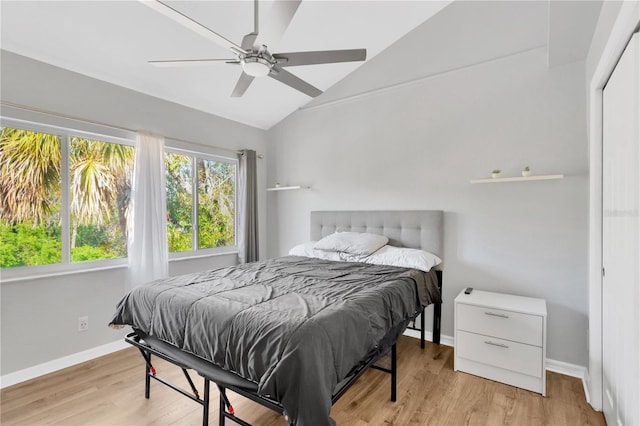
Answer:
[
  {"left": 470, "top": 174, "right": 564, "bottom": 184},
  {"left": 266, "top": 185, "right": 310, "bottom": 191}
]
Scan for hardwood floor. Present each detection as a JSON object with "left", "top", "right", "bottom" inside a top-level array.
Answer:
[{"left": 1, "top": 336, "right": 605, "bottom": 425}]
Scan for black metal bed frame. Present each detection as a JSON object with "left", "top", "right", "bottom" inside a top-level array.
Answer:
[
  {"left": 125, "top": 270, "right": 442, "bottom": 426},
  {"left": 126, "top": 331, "right": 400, "bottom": 426}
]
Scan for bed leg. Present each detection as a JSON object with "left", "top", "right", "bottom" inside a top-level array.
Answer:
[
  {"left": 391, "top": 344, "right": 397, "bottom": 402},
  {"left": 144, "top": 352, "right": 151, "bottom": 399},
  {"left": 432, "top": 303, "right": 441, "bottom": 345},
  {"left": 218, "top": 392, "right": 226, "bottom": 426},
  {"left": 203, "top": 379, "right": 210, "bottom": 426},
  {"left": 433, "top": 270, "right": 443, "bottom": 346},
  {"left": 420, "top": 307, "right": 425, "bottom": 349},
  {"left": 136, "top": 347, "right": 155, "bottom": 399}
]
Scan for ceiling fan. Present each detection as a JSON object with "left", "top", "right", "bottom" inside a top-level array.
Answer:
[{"left": 142, "top": 0, "right": 367, "bottom": 98}]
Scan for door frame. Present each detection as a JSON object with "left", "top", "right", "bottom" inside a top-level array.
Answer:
[{"left": 588, "top": 1, "right": 640, "bottom": 412}]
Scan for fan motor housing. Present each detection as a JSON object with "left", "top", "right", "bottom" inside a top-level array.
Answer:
[{"left": 241, "top": 53, "right": 275, "bottom": 77}]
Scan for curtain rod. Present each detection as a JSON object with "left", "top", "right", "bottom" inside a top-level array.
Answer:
[{"left": 0, "top": 101, "right": 263, "bottom": 158}]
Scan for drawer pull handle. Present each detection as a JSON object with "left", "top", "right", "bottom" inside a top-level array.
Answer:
[
  {"left": 484, "top": 341, "right": 509, "bottom": 349},
  {"left": 485, "top": 312, "right": 509, "bottom": 319}
]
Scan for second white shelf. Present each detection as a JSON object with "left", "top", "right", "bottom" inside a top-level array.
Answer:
[
  {"left": 266, "top": 185, "right": 310, "bottom": 191},
  {"left": 470, "top": 174, "right": 564, "bottom": 184}
]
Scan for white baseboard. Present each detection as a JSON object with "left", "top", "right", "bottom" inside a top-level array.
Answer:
[
  {"left": 583, "top": 369, "right": 592, "bottom": 405},
  {"left": 546, "top": 358, "right": 590, "bottom": 403},
  {"left": 403, "top": 329, "right": 454, "bottom": 347},
  {"left": 0, "top": 339, "right": 129, "bottom": 389}
]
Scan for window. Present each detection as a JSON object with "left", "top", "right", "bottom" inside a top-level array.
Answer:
[
  {"left": 0, "top": 128, "right": 62, "bottom": 267},
  {"left": 165, "top": 152, "right": 192, "bottom": 252},
  {"left": 0, "top": 124, "right": 134, "bottom": 270},
  {"left": 165, "top": 151, "right": 236, "bottom": 254},
  {"left": 68, "top": 136, "right": 134, "bottom": 262}
]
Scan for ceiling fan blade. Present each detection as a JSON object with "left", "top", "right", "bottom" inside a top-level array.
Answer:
[
  {"left": 241, "top": 33, "right": 258, "bottom": 51},
  {"left": 140, "top": 0, "right": 246, "bottom": 55},
  {"left": 253, "top": 0, "right": 302, "bottom": 50},
  {"left": 231, "top": 72, "right": 255, "bottom": 97},
  {"left": 269, "top": 67, "right": 322, "bottom": 97},
  {"left": 149, "top": 59, "right": 236, "bottom": 67},
  {"left": 273, "top": 49, "right": 367, "bottom": 67}
]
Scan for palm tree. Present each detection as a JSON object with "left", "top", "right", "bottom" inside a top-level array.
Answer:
[
  {"left": 69, "top": 137, "right": 134, "bottom": 246},
  {"left": 0, "top": 128, "right": 61, "bottom": 224},
  {"left": 0, "top": 127, "right": 134, "bottom": 255}
]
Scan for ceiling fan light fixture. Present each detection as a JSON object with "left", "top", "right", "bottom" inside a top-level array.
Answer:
[{"left": 242, "top": 56, "right": 272, "bottom": 77}]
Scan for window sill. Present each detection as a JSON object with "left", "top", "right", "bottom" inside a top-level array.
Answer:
[
  {"left": 169, "top": 248, "right": 239, "bottom": 262},
  {"left": 0, "top": 250, "right": 239, "bottom": 284},
  {"left": 1, "top": 260, "right": 129, "bottom": 284}
]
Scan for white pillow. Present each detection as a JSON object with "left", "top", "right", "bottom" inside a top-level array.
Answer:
[
  {"left": 288, "top": 241, "right": 316, "bottom": 257},
  {"left": 288, "top": 241, "right": 343, "bottom": 261},
  {"left": 363, "top": 245, "right": 442, "bottom": 272},
  {"left": 313, "top": 232, "right": 389, "bottom": 256},
  {"left": 290, "top": 240, "right": 442, "bottom": 272}
]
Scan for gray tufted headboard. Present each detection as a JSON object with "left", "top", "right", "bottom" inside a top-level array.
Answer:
[{"left": 310, "top": 210, "right": 443, "bottom": 259}]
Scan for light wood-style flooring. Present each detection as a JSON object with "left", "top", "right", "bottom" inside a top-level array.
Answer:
[{"left": 1, "top": 336, "right": 605, "bottom": 425}]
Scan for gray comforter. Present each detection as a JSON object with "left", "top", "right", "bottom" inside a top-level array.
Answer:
[{"left": 109, "top": 256, "right": 441, "bottom": 426}]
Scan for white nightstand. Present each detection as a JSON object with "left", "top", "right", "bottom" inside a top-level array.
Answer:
[{"left": 454, "top": 289, "right": 547, "bottom": 395}]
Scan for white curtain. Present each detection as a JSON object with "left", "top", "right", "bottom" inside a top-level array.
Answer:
[{"left": 127, "top": 132, "right": 168, "bottom": 289}]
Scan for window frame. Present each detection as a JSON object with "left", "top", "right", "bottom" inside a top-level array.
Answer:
[
  {"left": 0, "top": 116, "right": 135, "bottom": 280},
  {"left": 164, "top": 145, "right": 239, "bottom": 260}
]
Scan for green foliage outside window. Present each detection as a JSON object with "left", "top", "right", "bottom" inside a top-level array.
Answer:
[
  {"left": 165, "top": 153, "right": 235, "bottom": 252},
  {"left": 197, "top": 159, "right": 235, "bottom": 249},
  {"left": 0, "top": 220, "right": 62, "bottom": 267},
  {"left": 165, "top": 153, "right": 193, "bottom": 252}
]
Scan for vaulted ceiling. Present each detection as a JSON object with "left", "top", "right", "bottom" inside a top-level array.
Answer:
[{"left": 1, "top": 1, "right": 603, "bottom": 130}]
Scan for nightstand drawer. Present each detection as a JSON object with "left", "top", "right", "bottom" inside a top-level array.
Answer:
[
  {"left": 457, "top": 303, "right": 542, "bottom": 346},
  {"left": 456, "top": 330, "right": 543, "bottom": 378}
]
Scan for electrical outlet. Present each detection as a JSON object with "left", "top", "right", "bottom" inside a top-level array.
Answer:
[{"left": 78, "top": 316, "right": 89, "bottom": 332}]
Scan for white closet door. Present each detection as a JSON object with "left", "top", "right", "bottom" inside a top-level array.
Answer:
[{"left": 602, "top": 32, "right": 639, "bottom": 426}]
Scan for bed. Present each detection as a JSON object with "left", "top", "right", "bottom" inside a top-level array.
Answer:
[{"left": 110, "top": 210, "right": 443, "bottom": 426}]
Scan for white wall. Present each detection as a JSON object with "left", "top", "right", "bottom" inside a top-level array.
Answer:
[
  {"left": 266, "top": 47, "right": 589, "bottom": 366},
  {"left": 0, "top": 51, "right": 267, "bottom": 376}
]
